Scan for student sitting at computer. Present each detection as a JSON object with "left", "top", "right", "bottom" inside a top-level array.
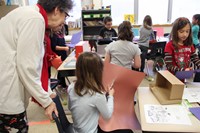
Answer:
[
  {"left": 104, "top": 21, "right": 141, "bottom": 70},
  {"left": 99, "top": 16, "right": 117, "bottom": 39}
]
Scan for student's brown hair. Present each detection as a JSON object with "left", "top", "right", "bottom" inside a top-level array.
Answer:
[
  {"left": 193, "top": 14, "right": 200, "bottom": 26},
  {"left": 170, "top": 17, "right": 193, "bottom": 48},
  {"left": 103, "top": 16, "right": 112, "bottom": 24},
  {"left": 75, "top": 52, "right": 105, "bottom": 96},
  {"left": 118, "top": 21, "right": 134, "bottom": 42},
  {"left": 143, "top": 15, "right": 152, "bottom": 29},
  {"left": 37, "top": 0, "right": 73, "bottom": 13}
]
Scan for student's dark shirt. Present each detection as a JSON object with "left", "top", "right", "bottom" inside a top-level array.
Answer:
[
  {"left": 99, "top": 27, "right": 117, "bottom": 39},
  {"left": 50, "top": 33, "right": 67, "bottom": 61}
]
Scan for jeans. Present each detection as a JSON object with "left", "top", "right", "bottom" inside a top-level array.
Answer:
[{"left": 139, "top": 45, "right": 148, "bottom": 72}]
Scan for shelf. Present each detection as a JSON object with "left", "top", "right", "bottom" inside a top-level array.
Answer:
[
  {"left": 83, "top": 20, "right": 103, "bottom": 26},
  {"left": 83, "top": 14, "right": 110, "bottom": 19},
  {"left": 83, "top": 25, "right": 103, "bottom": 28},
  {"left": 82, "top": 9, "right": 111, "bottom": 14},
  {"left": 82, "top": 9, "right": 111, "bottom": 41}
]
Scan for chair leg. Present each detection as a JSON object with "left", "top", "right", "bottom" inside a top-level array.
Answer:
[{"left": 54, "top": 88, "right": 64, "bottom": 101}]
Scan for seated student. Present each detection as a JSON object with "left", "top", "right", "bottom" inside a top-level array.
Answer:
[
  {"left": 138, "top": 15, "right": 156, "bottom": 72},
  {"left": 104, "top": 21, "right": 141, "bottom": 70},
  {"left": 50, "top": 25, "right": 69, "bottom": 89},
  {"left": 99, "top": 16, "right": 117, "bottom": 39},
  {"left": 68, "top": 52, "right": 114, "bottom": 133},
  {"left": 164, "top": 17, "right": 200, "bottom": 81}
]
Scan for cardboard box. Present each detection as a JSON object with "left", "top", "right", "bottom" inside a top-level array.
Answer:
[
  {"left": 75, "top": 41, "right": 90, "bottom": 58},
  {"left": 150, "top": 70, "right": 184, "bottom": 105}
]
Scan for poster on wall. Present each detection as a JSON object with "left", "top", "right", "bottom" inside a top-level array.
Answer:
[{"left": 124, "top": 14, "right": 134, "bottom": 24}]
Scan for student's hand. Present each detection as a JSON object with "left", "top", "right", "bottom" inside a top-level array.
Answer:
[
  {"left": 50, "top": 92, "right": 57, "bottom": 99},
  {"left": 108, "top": 88, "right": 115, "bottom": 96},
  {"left": 45, "top": 102, "right": 58, "bottom": 121},
  {"left": 185, "top": 67, "right": 192, "bottom": 71},
  {"left": 64, "top": 46, "right": 69, "bottom": 52}
]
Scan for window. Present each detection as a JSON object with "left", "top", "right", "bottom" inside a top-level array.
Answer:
[
  {"left": 28, "top": 0, "right": 37, "bottom": 5},
  {"left": 102, "top": 0, "right": 134, "bottom": 25},
  {"left": 171, "top": 0, "right": 200, "bottom": 23},
  {"left": 138, "top": 0, "right": 169, "bottom": 25}
]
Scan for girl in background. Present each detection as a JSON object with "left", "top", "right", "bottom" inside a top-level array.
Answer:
[
  {"left": 192, "top": 14, "right": 200, "bottom": 49},
  {"left": 164, "top": 17, "right": 200, "bottom": 76},
  {"left": 138, "top": 15, "right": 155, "bottom": 72},
  {"left": 68, "top": 52, "right": 114, "bottom": 133},
  {"left": 104, "top": 21, "right": 141, "bottom": 70},
  {"left": 50, "top": 25, "right": 69, "bottom": 89}
]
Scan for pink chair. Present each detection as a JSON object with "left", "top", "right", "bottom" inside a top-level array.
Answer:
[
  {"left": 153, "top": 27, "right": 164, "bottom": 38},
  {"left": 99, "top": 63, "right": 145, "bottom": 132}
]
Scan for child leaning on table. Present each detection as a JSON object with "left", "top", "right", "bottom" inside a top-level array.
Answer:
[
  {"left": 164, "top": 17, "right": 200, "bottom": 76},
  {"left": 67, "top": 52, "right": 115, "bottom": 133}
]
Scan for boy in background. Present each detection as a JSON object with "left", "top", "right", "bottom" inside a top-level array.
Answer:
[{"left": 99, "top": 16, "right": 117, "bottom": 39}]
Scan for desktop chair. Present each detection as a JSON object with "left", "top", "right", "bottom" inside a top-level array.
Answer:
[
  {"left": 50, "top": 78, "right": 60, "bottom": 91},
  {"left": 50, "top": 78, "right": 66, "bottom": 101},
  {"left": 52, "top": 95, "right": 73, "bottom": 133},
  {"left": 148, "top": 41, "right": 166, "bottom": 60},
  {"left": 96, "top": 39, "right": 113, "bottom": 57},
  {"left": 146, "top": 42, "right": 166, "bottom": 72},
  {"left": 194, "top": 72, "right": 200, "bottom": 82},
  {"left": 99, "top": 63, "right": 145, "bottom": 132},
  {"left": 193, "top": 69, "right": 200, "bottom": 82},
  {"left": 66, "top": 31, "right": 82, "bottom": 49}
]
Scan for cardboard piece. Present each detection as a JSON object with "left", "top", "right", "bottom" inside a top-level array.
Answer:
[
  {"left": 150, "top": 70, "right": 184, "bottom": 105},
  {"left": 99, "top": 62, "right": 145, "bottom": 131}
]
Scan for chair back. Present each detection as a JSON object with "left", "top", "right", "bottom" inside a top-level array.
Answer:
[
  {"left": 52, "top": 95, "right": 73, "bottom": 133},
  {"left": 50, "top": 78, "right": 60, "bottom": 91},
  {"left": 148, "top": 41, "right": 166, "bottom": 59},
  {"left": 194, "top": 71, "right": 200, "bottom": 82},
  {"left": 99, "top": 63, "right": 145, "bottom": 132}
]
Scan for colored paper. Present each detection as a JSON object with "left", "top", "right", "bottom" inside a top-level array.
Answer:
[{"left": 189, "top": 107, "right": 200, "bottom": 121}]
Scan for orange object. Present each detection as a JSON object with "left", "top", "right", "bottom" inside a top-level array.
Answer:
[
  {"left": 75, "top": 41, "right": 90, "bottom": 58},
  {"left": 51, "top": 56, "right": 63, "bottom": 69}
]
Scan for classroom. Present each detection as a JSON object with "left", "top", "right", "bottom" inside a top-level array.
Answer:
[{"left": 0, "top": 0, "right": 200, "bottom": 133}]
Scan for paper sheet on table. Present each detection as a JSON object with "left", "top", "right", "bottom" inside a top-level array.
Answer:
[
  {"left": 182, "top": 88, "right": 200, "bottom": 103},
  {"left": 189, "top": 107, "right": 200, "bottom": 121},
  {"left": 144, "top": 104, "right": 191, "bottom": 125}
]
